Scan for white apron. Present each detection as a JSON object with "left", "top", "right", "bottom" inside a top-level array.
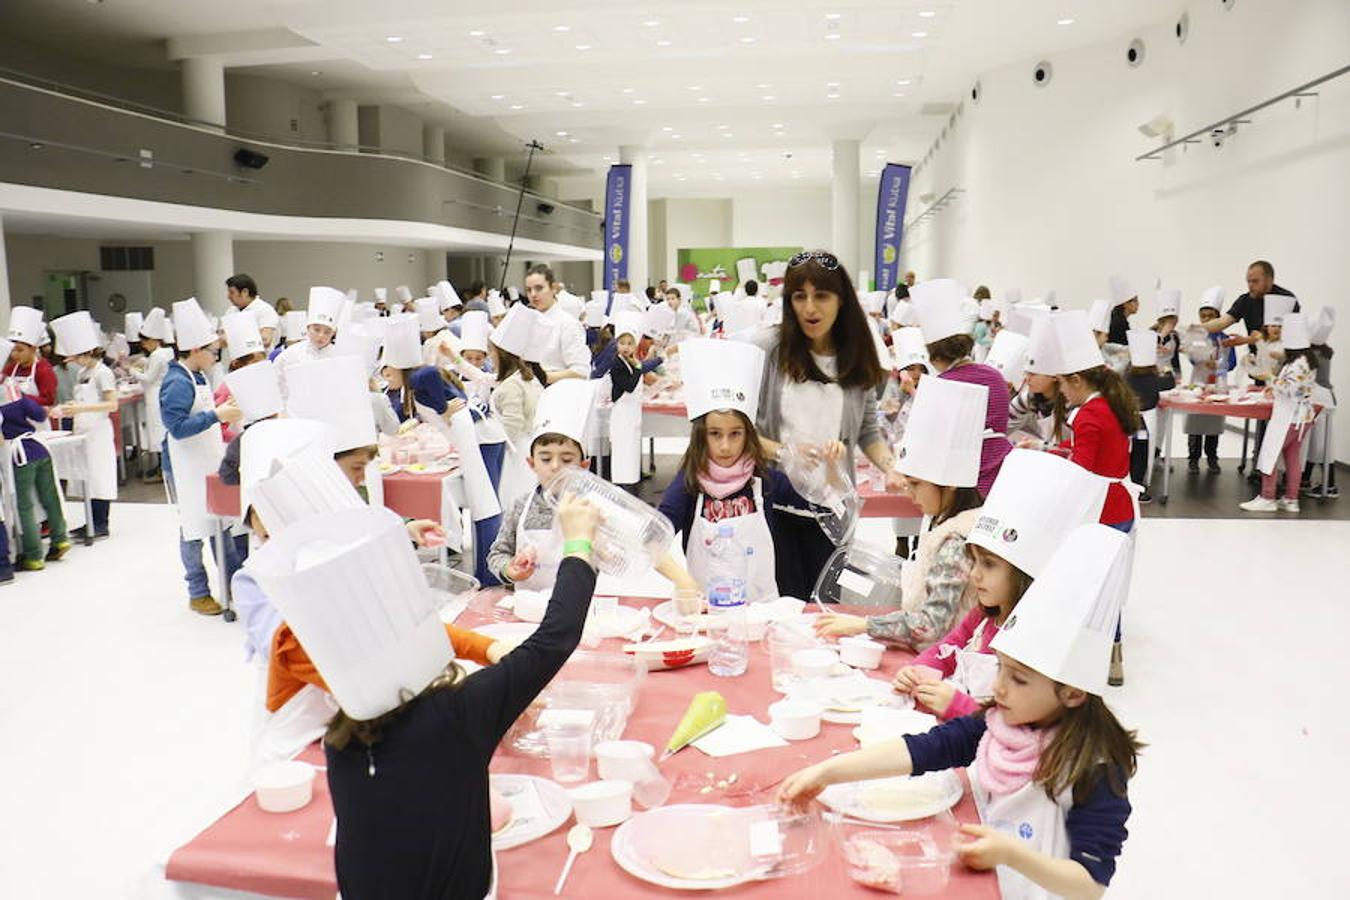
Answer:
[
  {"left": 2, "top": 363, "right": 41, "bottom": 401},
  {"left": 142, "top": 348, "right": 172, "bottom": 446},
  {"left": 684, "top": 478, "right": 778, "bottom": 603},
  {"left": 940, "top": 617, "right": 998, "bottom": 702},
  {"left": 73, "top": 376, "right": 118, "bottom": 501},
  {"left": 970, "top": 765, "right": 1073, "bottom": 900},
  {"left": 1257, "top": 390, "right": 1304, "bottom": 476},
  {"left": 513, "top": 489, "right": 564, "bottom": 593},
  {"left": 249, "top": 672, "right": 339, "bottom": 773},
  {"left": 165, "top": 363, "right": 226, "bottom": 541},
  {"left": 609, "top": 364, "right": 643, "bottom": 486},
  {"left": 415, "top": 402, "right": 501, "bottom": 523}
]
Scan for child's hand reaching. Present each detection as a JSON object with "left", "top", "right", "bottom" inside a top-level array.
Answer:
[
  {"left": 778, "top": 760, "right": 834, "bottom": 811},
  {"left": 814, "top": 613, "right": 868, "bottom": 638},
  {"left": 892, "top": 664, "right": 943, "bottom": 694},
  {"left": 953, "top": 824, "right": 1020, "bottom": 870},
  {"left": 912, "top": 679, "right": 957, "bottom": 715},
  {"left": 505, "top": 546, "right": 537, "bottom": 583},
  {"left": 405, "top": 519, "right": 446, "bottom": 547}
]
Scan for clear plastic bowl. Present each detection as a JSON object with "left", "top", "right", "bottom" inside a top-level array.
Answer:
[
  {"left": 503, "top": 650, "right": 646, "bottom": 757},
  {"left": 542, "top": 469, "right": 675, "bottom": 579},
  {"left": 837, "top": 812, "right": 959, "bottom": 895},
  {"left": 812, "top": 542, "right": 906, "bottom": 608},
  {"left": 422, "top": 563, "right": 480, "bottom": 624}
]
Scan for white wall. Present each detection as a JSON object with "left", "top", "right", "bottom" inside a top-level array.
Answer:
[
  {"left": 909, "top": 0, "right": 1350, "bottom": 459},
  {"left": 731, "top": 187, "right": 832, "bottom": 250},
  {"left": 233, "top": 241, "right": 431, "bottom": 308},
  {"left": 652, "top": 198, "right": 733, "bottom": 283}
]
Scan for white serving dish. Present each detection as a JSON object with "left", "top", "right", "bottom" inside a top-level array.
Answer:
[
  {"left": 838, "top": 636, "right": 885, "bottom": 670},
  {"left": 569, "top": 779, "right": 634, "bottom": 828},
  {"left": 622, "top": 636, "right": 714, "bottom": 671},
  {"left": 489, "top": 774, "right": 574, "bottom": 850},
  {"left": 818, "top": 771, "right": 964, "bottom": 823},
  {"left": 253, "top": 761, "right": 314, "bottom": 813},
  {"left": 595, "top": 740, "right": 657, "bottom": 782},
  {"left": 768, "top": 699, "right": 824, "bottom": 741}
]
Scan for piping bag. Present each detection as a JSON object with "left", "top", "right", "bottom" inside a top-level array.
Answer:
[{"left": 661, "top": 691, "right": 728, "bottom": 761}]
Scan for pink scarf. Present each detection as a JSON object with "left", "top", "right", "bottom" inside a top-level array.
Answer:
[
  {"left": 697, "top": 457, "right": 755, "bottom": 499},
  {"left": 974, "top": 708, "right": 1053, "bottom": 796}
]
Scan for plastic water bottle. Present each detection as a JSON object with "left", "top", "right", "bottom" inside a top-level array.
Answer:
[{"left": 705, "top": 524, "right": 750, "bottom": 677}]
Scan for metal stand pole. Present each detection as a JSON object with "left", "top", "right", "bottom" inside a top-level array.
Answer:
[{"left": 498, "top": 140, "right": 545, "bottom": 296}]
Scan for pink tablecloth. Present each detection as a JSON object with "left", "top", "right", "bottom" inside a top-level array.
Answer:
[
  {"left": 205, "top": 471, "right": 448, "bottom": 522},
  {"left": 166, "top": 599, "right": 998, "bottom": 900},
  {"left": 1158, "top": 390, "right": 1275, "bottom": 420}
]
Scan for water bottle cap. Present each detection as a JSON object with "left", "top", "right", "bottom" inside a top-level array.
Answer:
[{"left": 717, "top": 523, "right": 734, "bottom": 538}]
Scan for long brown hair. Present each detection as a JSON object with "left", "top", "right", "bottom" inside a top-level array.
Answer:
[
  {"left": 965, "top": 543, "right": 1033, "bottom": 616},
  {"left": 325, "top": 663, "right": 465, "bottom": 750},
  {"left": 1036, "top": 694, "right": 1143, "bottom": 803},
  {"left": 494, "top": 345, "right": 533, "bottom": 382},
  {"left": 592, "top": 324, "right": 615, "bottom": 357},
  {"left": 679, "top": 409, "right": 769, "bottom": 493},
  {"left": 778, "top": 255, "right": 884, "bottom": 389},
  {"left": 927, "top": 334, "right": 975, "bottom": 366},
  {"left": 1053, "top": 366, "right": 1141, "bottom": 437},
  {"left": 933, "top": 485, "right": 983, "bottom": 526}
]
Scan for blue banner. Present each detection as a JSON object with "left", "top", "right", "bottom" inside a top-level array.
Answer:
[
  {"left": 873, "top": 163, "right": 912, "bottom": 293},
  {"left": 603, "top": 165, "right": 633, "bottom": 292}
]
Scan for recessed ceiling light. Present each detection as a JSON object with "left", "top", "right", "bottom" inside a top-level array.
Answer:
[
  {"left": 569, "top": 137, "right": 580, "bottom": 143},
  {"left": 509, "top": 104, "right": 524, "bottom": 110},
  {"left": 826, "top": 81, "right": 840, "bottom": 87},
  {"left": 825, "top": 12, "right": 842, "bottom": 20},
  {"left": 621, "top": 87, "right": 635, "bottom": 94},
  {"left": 662, "top": 126, "right": 674, "bottom": 131},
  {"left": 570, "top": 101, "right": 585, "bottom": 107},
  {"left": 671, "top": 134, "right": 682, "bottom": 139},
  {"left": 642, "top": 19, "right": 660, "bottom": 27},
  {"left": 896, "top": 79, "right": 912, "bottom": 85},
  {"left": 468, "top": 30, "right": 486, "bottom": 37},
  {"left": 697, "top": 96, "right": 710, "bottom": 102},
  {"left": 574, "top": 44, "right": 592, "bottom": 51},
  {"left": 892, "top": 92, "right": 906, "bottom": 97},
  {"left": 826, "top": 33, "right": 841, "bottom": 40},
  {"left": 490, "top": 94, "right": 505, "bottom": 100},
  {"left": 687, "top": 85, "right": 702, "bottom": 91},
  {"left": 603, "top": 156, "right": 612, "bottom": 161},
  {"left": 755, "top": 83, "right": 771, "bottom": 89},
  {"left": 732, "top": 16, "right": 750, "bottom": 24},
  {"left": 919, "top": 10, "right": 936, "bottom": 17},
  {"left": 554, "top": 25, "right": 571, "bottom": 32},
  {"left": 656, "top": 39, "right": 672, "bottom": 47},
  {"left": 494, "top": 48, "right": 512, "bottom": 55},
  {"left": 911, "top": 31, "right": 928, "bottom": 38},
  {"left": 385, "top": 36, "right": 403, "bottom": 43},
  {"left": 310, "top": 70, "right": 323, "bottom": 76},
  {"left": 739, "top": 36, "right": 757, "bottom": 44},
  {"left": 1057, "top": 18, "right": 1075, "bottom": 26},
  {"left": 717, "top": 123, "right": 730, "bottom": 129},
  {"left": 416, "top": 53, "right": 434, "bottom": 60},
  {"left": 762, "top": 95, "right": 776, "bottom": 101},
  {"left": 633, "top": 99, "right": 647, "bottom": 105},
  {"left": 721, "top": 132, "right": 734, "bottom": 138},
  {"left": 771, "top": 123, "right": 784, "bottom": 128},
  {"left": 555, "top": 91, "right": 571, "bottom": 97},
  {"left": 556, "top": 131, "right": 569, "bottom": 137}
]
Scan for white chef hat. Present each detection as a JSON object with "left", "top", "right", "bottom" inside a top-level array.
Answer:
[
  {"left": 967, "top": 449, "right": 1109, "bottom": 578},
  {"left": 681, "top": 337, "right": 765, "bottom": 422},
  {"left": 1126, "top": 329, "right": 1157, "bottom": 367},
  {"left": 282, "top": 310, "right": 307, "bottom": 342},
  {"left": 591, "top": 289, "right": 610, "bottom": 306},
  {"left": 1108, "top": 274, "right": 1136, "bottom": 305},
  {"left": 223, "top": 310, "right": 266, "bottom": 359},
  {"left": 1026, "top": 310, "right": 1102, "bottom": 376},
  {"left": 124, "top": 312, "right": 145, "bottom": 341},
  {"left": 395, "top": 285, "right": 413, "bottom": 303},
  {"left": 7, "top": 306, "right": 47, "bottom": 347},
  {"left": 612, "top": 311, "right": 645, "bottom": 342},
  {"left": 1198, "top": 286, "right": 1226, "bottom": 313},
  {"left": 1309, "top": 307, "right": 1335, "bottom": 346},
  {"left": 435, "top": 281, "right": 462, "bottom": 311},
  {"left": 333, "top": 322, "right": 383, "bottom": 375},
  {"left": 458, "top": 311, "right": 491, "bottom": 354},
  {"left": 380, "top": 315, "right": 424, "bottom": 370},
  {"left": 1004, "top": 288, "right": 1023, "bottom": 305},
  {"left": 490, "top": 304, "right": 543, "bottom": 359},
  {"left": 891, "top": 327, "right": 931, "bottom": 372},
  {"left": 239, "top": 418, "right": 346, "bottom": 532},
  {"left": 1003, "top": 303, "right": 1049, "bottom": 338},
  {"left": 888, "top": 299, "right": 919, "bottom": 328},
  {"left": 1280, "top": 312, "right": 1311, "bottom": 351},
  {"left": 225, "top": 358, "right": 283, "bottom": 424},
  {"left": 895, "top": 376, "right": 987, "bottom": 488},
  {"left": 487, "top": 291, "right": 507, "bottom": 317},
  {"left": 249, "top": 300, "right": 280, "bottom": 332},
  {"left": 415, "top": 297, "right": 444, "bottom": 334},
  {"left": 977, "top": 298, "right": 999, "bottom": 322},
  {"left": 708, "top": 279, "right": 722, "bottom": 294},
  {"left": 287, "top": 355, "right": 379, "bottom": 452},
  {"left": 985, "top": 330, "right": 1030, "bottom": 386},
  {"left": 1263, "top": 295, "right": 1296, "bottom": 327},
  {"left": 248, "top": 503, "right": 453, "bottom": 720},
  {"left": 139, "top": 308, "right": 170, "bottom": 342},
  {"left": 1086, "top": 299, "right": 1111, "bottom": 334},
  {"left": 557, "top": 291, "right": 584, "bottom": 320},
  {"left": 991, "top": 524, "right": 1132, "bottom": 695},
  {"left": 374, "top": 287, "right": 388, "bottom": 303},
  {"left": 643, "top": 303, "right": 676, "bottom": 337},
  {"left": 531, "top": 379, "right": 595, "bottom": 450},
  {"left": 172, "top": 297, "right": 217, "bottom": 351},
  {"left": 583, "top": 298, "right": 609, "bottom": 328},
  {"left": 306, "top": 287, "right": 344, "bottom": 330},
  {"left": 1154, "top": 288, "right": 1181, "bottom": 319},
  {"left": 51, "top": 311, "right": 101, "bottom": 357},
  {"left": 722, "top": 300, "right": 764, "bottom": 339},
  {"left": 507, "top": 286, "right": 521, "bottom": 302}
]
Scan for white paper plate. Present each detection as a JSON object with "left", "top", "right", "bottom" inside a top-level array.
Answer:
[
  {"left": 786, "top": 675, "right": 911, "bottom": 724},
  {"left": 818, "top": 771, "right": 963, "bottom": 823},
  {"left": 476, "top": 622, "right": 539, "bottom": 643},
  {"left": 403, "top": 462, "right": 458, "bottom": 475},
  {"left": 490, "top": 774, "right": 573, "bottom": 851},
  {"left": 651, "top": 600, "right": 711, "bottom": 633},
  {"left": 377, "top": 463, "right": 403, "bottom": 475},
  {"left": 610, "top": 804, "right": 756, "bottom": 891}
]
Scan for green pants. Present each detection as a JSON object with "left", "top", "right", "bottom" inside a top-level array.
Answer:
[{"left": 14, "top": 456, "right": 68, "bottom": 560}]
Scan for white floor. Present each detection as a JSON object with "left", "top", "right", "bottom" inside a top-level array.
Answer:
[{"left": 3, "top": 502, "right": 1348, "bottom": 898}]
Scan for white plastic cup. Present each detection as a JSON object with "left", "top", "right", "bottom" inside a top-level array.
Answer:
[
  {"left": 253, "top": 761, "right": 315, "bottom": 813},
  {"left": 769, "top": 699, "right": 825, "bottom": 741},
  {"left": 568, "top": 780, "right": 633, "bottom": 828},
  {"left": 791, "top": 647, "right": 839, "bottom": 680},
  {"left": 838, "top": 636, "right": 885, "bottom": 670},
  {"left": 768, "top": 622, "right": 819, "bottom": 693},
  {"left": 595, "top": 740, "right": 656, "bottom": 782},
  {"left": 545, "top": 722, "right": 593, "bottom": 784}
]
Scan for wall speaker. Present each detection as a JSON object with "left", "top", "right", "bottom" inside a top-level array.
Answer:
[
  {"left": 1126, "top": 38, "right": 1146, "bottom": 68},
  {"left": 1033, "top": 61, "right": 1053, "bottom": 87},
  {"left": 1176, "top": 12, "right": 1190, "bottom": 44},
  {"left": 536, "top": 202, "right": 555, "bottom": 216},
  {"left": 233, "top": 148, "right": 270, "bottom": 170},
  {"left": 970, "top": 81, "right": 982, "bottom": 104}
]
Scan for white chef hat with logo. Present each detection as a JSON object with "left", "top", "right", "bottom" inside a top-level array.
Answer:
[
  {"left": 7, "top": 306, "right": 46, "bottom": 347},
  {"left": 895, "top": 376, "right": 987, "bottom": 488},
  {"left": 458, "top": 311, "right": 491, "bottom": 354},
  {"left": 307, "top": 287, "right": 345, "bottom": 329},
  {"left": 1154, "top": 288, "right": 1181, "bottom": 319},
  {"left": 891, "top": 327, "right": 931, "bottom": 372},
  {"left": 225, "top": 360, "right": 283, "bottom": 424},
  {"left": 531, "top": 379, "right": 595, "bottom": 449},
  {"left": 681, "top": 337, "right": 764, "bottom": 422},
  {"left": 223, "top": 309, "right": 266, "bottom": 359},
  {"left": 1198, "top": 286, "right": 1226, "bottom": 313},
  {"left": 1264, "top": 295, "right": 1296, "bottom": 327},
  {"left": 1026, "top": 310, "right": 1102, "bottom": 376}
]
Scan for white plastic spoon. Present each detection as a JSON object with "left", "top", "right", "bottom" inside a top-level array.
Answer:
[{"left": 553, "top": 823, "right": 593, "bottom": 895}]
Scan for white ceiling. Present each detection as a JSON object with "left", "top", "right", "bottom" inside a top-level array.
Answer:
[{"left": 2, "top": 0, "right": 1184, "bottom": 192}]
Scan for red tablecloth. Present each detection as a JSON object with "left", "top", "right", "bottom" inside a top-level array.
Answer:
[
  {"left": 166, "top": 598, "right": 997, "bottom": 900},
  {"left": 642, "top": 401, "right": 688, "bottom": 418},
  {"left": 1158, "top": 391, "right": 1275, "bottom": 420},
  {"left": 205, "top": 470, "right": 449, "bottom": 522}
]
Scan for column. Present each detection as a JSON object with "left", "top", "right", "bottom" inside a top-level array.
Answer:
[
  {"left": 423, "top": 124, "right": 446, "bottom": 165},
  {"left": 330, "top": 99, "right": 359, "bottom": 151},
  {"left": 191, "top": 231, "right": 235, "bottom": 316},
  {"left": 180, "top": 57, "right": 227, "bottom": 130},
  {"left": 831, "top": 138, "right": 861, "bottom": 275},
  {"left": 618, "top": 145, "right": 649, "bottom": 290},
  {"left": 426, "top": 249, "right": 448, "bottom": 287},
  {"left": 473, "top": 157, "right": 507, "bottom": 182},
  {"left": 0, "top": 216, "right": 11, "bottom": 323}
]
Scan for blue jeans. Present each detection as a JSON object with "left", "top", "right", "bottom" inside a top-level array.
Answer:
[
  {"left": 468, "top": 442, "right": 506, "bottom": 587},
  {"left": 179, "top": 531, "right": 247, "bottom": 600}
]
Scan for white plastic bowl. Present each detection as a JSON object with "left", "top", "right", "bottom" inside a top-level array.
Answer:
[
  {"left": 838, "top": 636, "right": 885, "bottom": 670},
  {"left": 595, "top": 740, "right": 656, "bottom": 782},
  {"left": 253, "top": 761, "right": 315, "bottom": 813},
  {"left": 791, "top": 647, "right": 839, "bottom": 679},
  {"left": 769, "top": 699, "right": 825, "bottom": 741},
  {"left": 569, "top": 779, "right": 634, "bottom": 828}
]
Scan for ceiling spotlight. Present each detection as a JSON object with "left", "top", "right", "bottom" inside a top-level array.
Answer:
[
  {"left": 509, "top": 104, "right": 524, "bottom": 110},
  {"left": 385, "top": 36, "right": 403, "bottom": 43},
  {"left": 826, "top": 33, "right": 841, "bottom": 40},
  {"left": 755, "top": 83, "right": 771, "bottom": 89},
  {"left": 571, "top": 101, "right": 585, "bottom": 107},
  {"left": 574, "top": 44, "right": 592, "bottom": 51},
  {"left": 762, "top": 95, "right": 776, "bottom": 101},
  {"left": 490, "top": 94, "right": 505, "bottom": 100},
  {"left": 826, "top": 81, "right": 840, "bottom": 87},
  {"left": 740, "top": 36, "right": 757, "bottom": 44},
  {"left": 468, "top": 30, "right": 486, "bottom": 37},
  {"left": 671, "top": 134, "right": 682, "bottom": 139},
  {"left": 893, "top": 92, "right": 907, "bottom": 97},
  {"left": 697, "top": 96, "right": 710, "bottom": 102},
  {"left": 733, "top": 16, "right": 750, "bottom": 23},
  {"left": 1057, "top": 18, "right": 1075, "bottom": 26},
  {"left": 687, "top": 85, "right": 702, "bottom": 91},
  {"left": 416, "top": 53, "right": 433, "bottom": 60},
  {"left": 918, "top": 10, "right": 936, "bottom": 17},
  {"left": 896, "top": 79, "right": 912, "bottom": 85},
  {"left": 656, "top": 39, "right": 672, "bottom": 46},
  {"left": 721, "top": 132, "right": 734, "bottom": 138},
  {"left": 556, "top": 131, "right": 569, "bottom": 137},
  {"left": 642, "top": 19, "right": 660, "bottom": 27},
  {"left": 569, "top": 137, "right": 580, "bottom": 143},
  {"left": 310, "top": 70, "right": 323, "bottom": 76},
  {"left": 494, "top": 48, "right": 512, "bottom": 55},
  {"left": 911, "top": 31, "right": 928, "bottom": 38},
  {"left": 662, "top": 126, "right": 674, "bottom": 131},
  {"left": 771, "top": 123, "right": 784, "bottom": 128},
  {"left": 633, "top": 99, "right": 648, "bottom": 105},
  {"left": 825, "top": 12, "right": 842, "bottom": 20},
  {"left": 554, "top": 24, "right": 572, "bottom": 32},
  {"left": 621, "top": 87, "right": 635, "bottom": 93},
  {"left": 717, "top": 123, "right": 730, "bottom": 129}
]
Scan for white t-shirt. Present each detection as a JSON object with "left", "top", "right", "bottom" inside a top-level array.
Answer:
[
  {"left": 779, "top": 352, "right": 844, "bottom": 447},
  {"left": 539, "top": 302, "right": 591, "bottom": 377}
]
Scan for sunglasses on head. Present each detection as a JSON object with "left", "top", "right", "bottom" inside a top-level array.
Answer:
[{"left": 787, "top": 251, "right": 840, "bottom": 271}]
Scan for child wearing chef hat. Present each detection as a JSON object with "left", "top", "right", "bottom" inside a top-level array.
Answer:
[
  {"left": 274, "top": 286, "right": 342, "bottom": 398},
  {"left": 488, "top": 306, "right": 548, "bottom": 499},
  {"left": 1, "top": 330, "right": 71, "bottom": 569},
  {"left": 657, "top": 338, "right": 807, "bottom": 602},
  {"left": 4, "top": 305, "right": 58, "bottom": 405},
  {"left": 1242, "top": 311, "right": 1319, "bottom": 513},
  {"left": 606, "top": 311, "right": 664, "bottom": 490},
  {"left": 1123, "top": 329, "right": 1163, "bottom": 504},
  {"left": 213, "top": 310, "right": 271, "bottom": 444},
  {"left": 1243, "top": 294, "right": 1295, "bottom": 387},
  {"left": 815, "top": 377, "right": 988, "bottom": 651},
  {"left": 248, "top": 489, "right": 601, "bottom": 899},
  {"left": 1151, "top": 288, "right": 1183, "bottom": 385},
  {"left": 782, "top": 524, "right": 1142, "bottom": 900},
  {"left": 1300, "top": 307, "right": 1337, "bottom": 498},
  {"left": 892, "top": 450, "right": 1108, "bottom": 721},
  {"left": 50, "top": 312, "right": 120, "bottom": 540},
  {"left": 908, "top": 279, "right": 1014, "bottom": 497}
]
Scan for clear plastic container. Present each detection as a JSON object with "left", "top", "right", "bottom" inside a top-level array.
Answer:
[
  {"left": 777, "top": 444, "right": 860, "bottom": 545},
  {"left": 542, "top": 468, "right": 676, "bottom": 579},
  {"left": 767, "top": 620, "right": 822, "bottom": 693},
  {"left": 624, "top": 803, "right": 831, "bottom": 884},
  {"left": 812, "top": 541, "right": 906, "bottom": 608},
  {"left": 422, "top": 563, "right": 480, "bottom": 623},
  {"left": 503, "top": 651, "right": 646, "bottom": 757},
  {"left": 705, "top": 524, "right": 749, "bottom": 677},
  {"left": 836, "top": 812, "right": 960, "bottom": 895}
]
